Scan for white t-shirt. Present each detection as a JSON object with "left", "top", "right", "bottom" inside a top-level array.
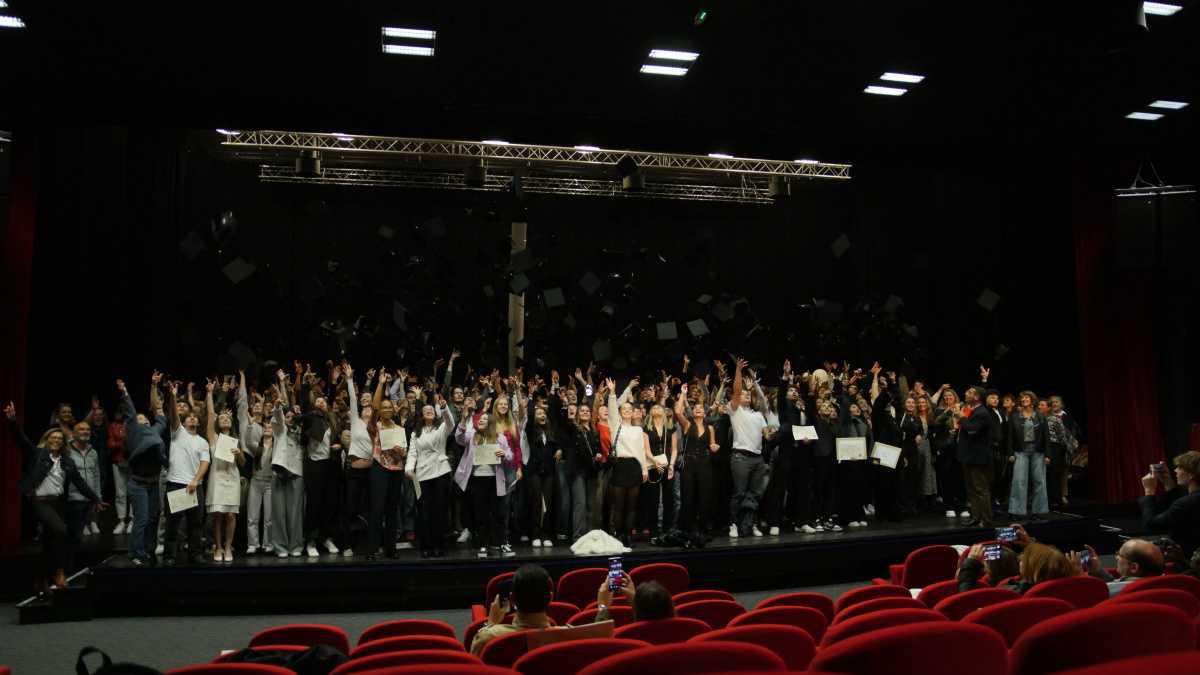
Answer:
[
  {"left": 308, "top": 428, "right": 331, "bottom": 461},
  {"left": 35, "top": 455, "right": 66, "bottom": 497},
  {"left": 348, "top": 418, "right": 374, "bottom": 461},
  {"left": 730, "top": 405, "right": 768, "bottom": 455},
  {"left": 168, "top": 426, "right": 211, "bottom": 485}
]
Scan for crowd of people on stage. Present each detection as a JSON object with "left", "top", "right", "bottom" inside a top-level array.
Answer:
[{"left": 4, "top": 351, "right": 1099, "bottom": 589}]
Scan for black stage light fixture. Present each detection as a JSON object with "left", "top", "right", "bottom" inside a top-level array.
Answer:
[
  {"left": 616, "top": 155, "right": 644, "bottom": 191},
  {"left": 768, "top": 175, "right": 790, "bottom": 199},
  {"left": 295, "top": 150, "right": 322, "bottom": 177},
  {"left": 464, "top": 159, "right": 486, "bottom": 187}
]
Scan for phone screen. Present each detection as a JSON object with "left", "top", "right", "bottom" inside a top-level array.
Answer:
[
  {"left": 495, "top": 579, "right": 513, "bottom": 610},
  {"left": 1079, "top": 550, "right": 1092, "bottom": 569},
  {"left": 984, "top": 544, "right": 1002, "bottom": 561},
  {"left": 607, "top": 556, "right": 623, "bottom": 591},
  {"left": 996, "top": 527, "right": 1017, "bottom": 543}
]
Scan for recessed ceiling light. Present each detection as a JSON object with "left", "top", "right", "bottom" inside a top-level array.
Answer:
[
  {"left": 381, "top": 27, "right": 436, "bottom": 40},
  {"left": 0, "top": 14, "right": 25, "bottom": 28},
  {"left": 383, "top": 44, "right": 434, "bottom": 56},
  {"left": 574, "top": 145, "right": 601, "bottom": 152},
  {"left": 880, "top": 72, "right": 925, "bottom": 83},
  {"left": 648, "top": 49, "right": 699, "bottom": 62},
  {"left": 482, "top": 140, "right": 510, "bottom": 145},
  {"left": 640, "top": 64, "right": 689, "bottom": 76},
  {"left": 1126, "top": 111, "right": 1164, "bottom": 120},
  {"left": 794, "top": 158, "right": 819, "bottom": 164},
  {"left": 336, "top": 135, "right": 355, "bottom": 142},
  {"left": 216, "top": 129, "right": 240, "bottom": 135},
  {"left": 1143, "top": 2, "right": 1183, "bottom": 16},
  {"left": 865, "top": 85, "right": 907, "bottom": 96},
  {"left": 708, "top": 153, "right": 734, "bottom": 159},
  {"left": 1148, "top": 99, "right": 1189, "bottom": 109}
]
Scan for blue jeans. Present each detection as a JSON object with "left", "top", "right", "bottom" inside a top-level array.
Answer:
[
  {"left": 1008, "top": 452, "right": 1048, "bottom": 515},
  {"left": 127, "top": 477, "right": 160, "bottom": 561}
]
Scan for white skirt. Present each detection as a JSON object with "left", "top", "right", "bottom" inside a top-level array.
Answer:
[{"left": 206, "top": 460, "right": 243, "bottom": 512}]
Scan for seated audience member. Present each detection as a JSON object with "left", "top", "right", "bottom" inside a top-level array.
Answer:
[
  {"left": 1014, "top": 542, "right": 1079, "bottom": 593},
  {"left": 597, "top": 575, "right": 675, "bottom": 621},
  {"left": 1141, "top": 451, "right": 1200, "bottom": 558},
  {"left": 958, "top": 542, "right": 1021, "bottom": 592},
  {"left": 470, "top": 563, "right": 614, "bottom": 655},
  {"left": 1072, "top": 539, "right": 1164, "bottom": 594}
]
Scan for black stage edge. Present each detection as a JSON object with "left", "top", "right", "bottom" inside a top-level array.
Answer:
[{"left": 39, "top": 513, "right": 1101, "bottom": 622}]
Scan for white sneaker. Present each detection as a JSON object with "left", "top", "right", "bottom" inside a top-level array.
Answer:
[
  {"left": 857, "top": 521, "right": 870, "bottom": 528},
  {"left": 277, "top": 551, "right": 290, "bottom": 559},
  {"left": 959, "top": 511, "right": 972, "bottom": 518},
  {"left": 113, "top": 522, "right": 125, "bottom": 535},
  {"left": 864, "top": 504, "right": 876, "bottom": 516},
  {"left": 828, "top": 523, "right": 844, "bottom": 532},
  {"left": 543, "top": 539, "right": 554, "bottom": 548},
  {"left": 155, "top": 544, "right": 164, "bottom": 556},
  {"left": 322, "top": 538, "right": 340, "bottom": 554},
  {"left": 769, "top": 526, "right": 780, "bottom": 536},
  {"left": 752, "top": 526, "right": 764, "bottom": 537},
  {"left": 305, "top": 543, "right": 319, "bottom": 557},
  {"left": 477, "top": 547, "right": 489, "bottom": 558},
  {"left": 945, "top": 510, "right": 957, "bottom": 518},
  {"left": 811, "top": 523, "right": 824, "bottom": 532},
  {"left": 342, "top": 549, "right": 354, "bottom": 557},
  {"left": 729, "top": 524, "right": 739, "bottom": 539},
  {"left": 531, "top": 539, "right": 542, "bottom": 548},
  {"left": 520, "top": 535, "right": 530, "bottom": 543},
  {"left": 457, "top": 529, "right": 471, "bottom": 543},
  {"left": 799, "top": 524, "right": 817, "bottom": 534},
  {"left": 290, "top": 549, "right": 304, "bottom": 557},
  {"left": 501, "top": 544, "right": 516, "bottom": 557},
  {"left": 246, "top": 546, "right": 259, "bottom": 555},
  {"left": 395, "top": 541, "right": 413, "bottom": 550}
]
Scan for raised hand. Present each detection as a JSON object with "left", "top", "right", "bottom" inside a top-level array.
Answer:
[
  {"left": 3, "top": 401, "right": 15, "bottom": 421},
  {"left": 276, "top": 369, "right": 287, "bottom": 382},
  {"left": 451, "top": 348, "right": 461, "bottom": 360},
  {"left": 870, "top": 362, "right": 882, "bottom": 376},
  {"left": 366, "top": 367, "right": 376, "bottom": 381},
  {"left": 980, "top": 365, "right": 991, "bottom": 381},
  {"left": 116, "top": 379, "right": 127, "bottom": 394},
  {"left": 735, "top": 358, "right": 748, "bottom": 371},
  {"left": 151, "top": 371, "right": 163, "bottom": 385},
  {"left": 604, "top": 377, "right": 616, "bottom": 392},
  {"left": 342, "top": 362, "right": 354, "bottom": 379},
  {"left": 206, "top": 379, "right": 216, "bottom": 394}
]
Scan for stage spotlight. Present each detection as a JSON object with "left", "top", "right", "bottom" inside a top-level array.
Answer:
[
  {"left": 768, "top": 175, "right": 790, "bottom": 199},
  {"left": 295, "top": 150, "right": 322, "bottom": 177},
  {"left": 464, "top": 159, "right": 486, "bottom": 187},
  {"left": 616, "top": 155, "right": 644, "bottom": 191}
]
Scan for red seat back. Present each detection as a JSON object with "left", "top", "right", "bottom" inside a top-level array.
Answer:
[
  {"left": 213, "top": 646, "right": 308, "bottom": 663},
  {"left": 832, "top": 596, "right": 926, "bottom": 624},
  {"left": 673, "top": 589, "right": 736, "bottom": 605},
  {"left": 1009, "top": 602, "right": 1195, "bottom": 675},
  {"left": 349, "top": 635, "right": 464, "bottom": 660},
  {"left": 357, "top": 619, "right": 457, "bottom": 645},
  {"left": 1023, "top": 575, "right": 1109, "bottom": 609},
  {"left": 556, "top": 568, "right": 610, "bottom": 609},
  {"left": 810, "top": 622, "right": 1007, "bottom": 675},
  {"left": 691, "top": 625, "right": 815, "bottom": 670},
  {"left": 754, "top": 591, "right": 835, "bottom": 621},
  {"left": 613, "top": 617, "right": 711, "bottom": 645},
  {"left": 961, "top": 597, "right": 1074, "bottom": 647},
  {"left": 727, "top": 605, "right": 828, "bottom": 643},
  {"left": 248, "top": 624, "right": 351, "bottom": 654},
  {"left": 331, "top": 650, "right": 479, "bottom": 675},
  {"left": 167, "top": 666, "right": 293, "bottom": 675},
  {"left": 484, "top": 572, "right": 516, "bottom": 607},
  {"left": 1049, "top": 651, "right": 1200, "bottom": 675},
  {"left": 513, "top": 638, "right": 649, "bottom": 675},
  {"left": 933, "top": 587, "right": 1020, "bottom": 620},
  {"left": 577, "top": 642, "right": 786, "bottom": 675},
  {"left": 478, "top": 629, "right": 531, "bottom": 668},
  {"left": 546, "top": 601, "right": 582, "bottom": 626},
  {"left": 1104, "top": 588, "right": 1200, "bottom": 617},
  {"left": 896, "top": 545, "right": 960, "bottom": 588},
  {"left": 820, "top": 608, "right": 946, "bottom": 648},
  {"left": 916, "top": 579, "right": 962, "bottom": 608},
  {"left": 628, "top": 563, "right": 690, "bottom": 595},
  {"left": 567, "top": 606, "right": 635, "bottom": 627},
  {"left": 1119, "top": 574, "right": 1200, "bottom": 601},
  {"left": 345, "top": 666, "right": 517, "bottom": 675},
  {"left": 832, "top": 584, "right": 911, "bottom": 615},
  {"left": 674, "top": 599, "right": 746, "bottom": 629},
  {"left": 584, "top": 597, "right": 631, "bottom": 611}
]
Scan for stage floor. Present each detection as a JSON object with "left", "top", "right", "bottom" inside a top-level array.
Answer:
[{"left": 23, "top": 511, "right": 1097, "bottom": 623}]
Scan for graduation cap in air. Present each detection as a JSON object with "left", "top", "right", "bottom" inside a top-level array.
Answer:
[
  {"left": 510, "top": 273, "right": 531, "bottom": 295},
  {"left": 510, "top": 249, "right": 536, "bottom": 273},
  {"left": 830, "top": 234, "right": 851, "bottom": 259},
  {"left": 687, "top": 319, "right": 710, "bottom": 337},
  {"left": 543, "top": 287, "right": 565, "bottom": 308},
  {"left": 221, "top": 258, "right": 256, "bottom": 285},
  {"left": 377, "top": 225, "right": 396, "bottom": 240},
  {"left": 977, "top": 288, "right": 1001, "bottom": 312},
  {"left": 593, "top": 339, "right": 613, "bottom": 362},
  {"left": 579, "top": 271, "right": 602, "bottom": 295},
  {"left": 656, "top": 322, "right": 678, "bottom": 341}
]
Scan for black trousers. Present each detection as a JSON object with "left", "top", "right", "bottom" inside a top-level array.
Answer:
[
  {"left": 416, "top": 473, "right": 452, "bottom": 552},
  {"left": 963, "top": 463, "right": 994, "bottom": 526},
  {"left": 340, "top": 465, "right": 370, "bottom": 551},
  {"left": 678, "top": 456, "right": 713, "bottom": 537},
  {"left": 811, "top": 454, "right": 836, "bottom": 523},
  {"left": 835, "top": 461, "right": 867, "bottom": 525},
  {"left": 1046, "top": 442, "right": 1067, "bottom": 507},
  {"left": 469, "top": 475, "right": 507, "bottom": 549},
  {"left": 710, "top": 452, "right": 733, "bottom": 530},
  {"left": 303, "top": 456, "right": 340, "bottom": 542},
  {"left": 368, "top": 463, "right": 403, "bottom": 554},
  {"left": 31, "top": 498, "right": 68, "bottom": 577},
  {"left": 937, "top": 449, "right": 966, "bottom": 511},
  {"left": 872, "top": 463, "right": 902, "bottom": 521},
  {"left": 787, "top": 445, "right": 814, "bottom": 526},
  {"left": 164, "top": 481, "right": 205, "bottom": 560},
  {"left": 898, "top": 446, "right": 922, "bottom": 514},
  {"left": 65, "top": 500, "right": 92, "bottom": 574},
  {"left": 764, "top": 448, "right": 794, "bottom": 527},
  {"left": 638, "top": 471, "right": 676, "bottom": 534},
  {"left": 524, "top": 471, "right": 560, "bottom": 541}
]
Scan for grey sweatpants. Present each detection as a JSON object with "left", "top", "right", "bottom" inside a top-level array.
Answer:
[
  {"left": 270, "top": 473, "right": 305, "bottom": 554},
  {"left": 730, "top": 451, "right": 767, "bottom": 535}
]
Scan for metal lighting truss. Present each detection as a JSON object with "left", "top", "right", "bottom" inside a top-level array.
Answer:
[
  {"left": 258, "top": 165, "right": 778, "bottom": 204},
  {"left": 224, "top": 130, "right": 851, "bottom": 204}
]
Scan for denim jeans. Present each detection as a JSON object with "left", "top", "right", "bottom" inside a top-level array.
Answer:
[
  {"left": 730, "top": 451, "right": 767, "bottom": 535},
  {"left": 1008, "top": 451, "right": 1049, "bottom": 515},
  {"left": 127, "top": 477, "right": 160, "bottom": 561}
]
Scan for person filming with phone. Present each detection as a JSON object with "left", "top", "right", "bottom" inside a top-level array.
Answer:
[{"left": 1141, "top": 452, "right": 1200, "bottom": 558}]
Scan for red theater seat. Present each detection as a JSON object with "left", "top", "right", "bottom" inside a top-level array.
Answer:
[
  {"left": 628, "top": 563, "right": 690, "bottom": 595},
  {"left": 556, "top": 568, "right": 609, "bottom": 609},
  {"left": 832, "top": 595, "right": 926, "bottom": 624},
  {"left": 832, "top": 584, "right": 910, "bottom": 615},
  {"left": 478, "top": 630, "right": 531, "bottom": 668},
  {"left": 810, "top": 622, "right": 1007, "bottom": 675},
  {"left": 674, "top": 599, "right": 746, "bottom": 629},
  {"left": 357, "top": 619, "right": 457, "bottom": 645},
  {"left": 1023, "top": 575, "right": 1109, "bottom": 609},
  {"left": 167, "top": 666, "right": 293, "bottom": 675},
  {"left": 1008, "top": 602, "right": 1195, "bottom": 675},
  {"left": 577, "top": 642, "right": 786, "bottom": 675},
  {"left": 819, "top": 608, "right": 946, "bottom": 648},
  {"left": 331, "top": 650, "right": 480, "bottom": 675},
  {"left": 916, "top": 579, "right": 963, "bottom": 608},
  {"left": 613, "top": 617, "right": 711, "bottom": 645},
  {"left": 349, "top": 635, "right": 464, "bottom": 660},
  {"left": 673, "top": 589, "right": 736, "bottom": 605},
  {"left": 691, "top": 625, "right": 816, "bottom": 670},
  {"left": 1119, "top": 573, "right": 1200, "bottom": 601},
  {"left": 727, "top": 605, "right": 828, "bottom": 643},
  {"left": 213, "top": 646, "right": 308, "bottom": 663},
  {"left": 1052, "top": 651, "right": 1200, "bottom": 675},
  {"left": 932, "top": 586, "right": 1020, "bottom": 620},
  {"left": 248, "top": 624, "right": 350, "bottom": 654},
  {"left": 875, "top": 545, "right": 960, "bottom": 588},
  {"left": 546, "top": 601, "right": 582, "bottom": 626},
  {"left": 512, "top": 638, "right": 649, "bottom": 675},
  {"left": 961, "top": 597, "right": 1075, "bottom": 647},
  {"left": 567, "top": 606, "right": 635, "bottom": 627},
  {"left": 1104, "top": 588, "right": 1200, "bottom": 617},
  {"left": 753, "top": 591, "right": 835, "bottom": 621},
  {"left": 347, "top": 666, "right": 516, "bottom": 675}
]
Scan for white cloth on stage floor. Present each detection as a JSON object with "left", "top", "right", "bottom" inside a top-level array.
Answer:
[{"left": 570, "top": 529, "right": 630, "bottom": 556}]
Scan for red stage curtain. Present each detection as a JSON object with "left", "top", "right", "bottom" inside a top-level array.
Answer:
[
  {"left": 0, "top": 133, "right": 36, "bottom": 552},
  {"left": 1072, "top": 170, "right": 1165, "bottom": 503}
]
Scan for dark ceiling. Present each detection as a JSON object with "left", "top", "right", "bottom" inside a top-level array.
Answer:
[{"left": 0, "top": 1, "right": 1196, "bottom": 163}]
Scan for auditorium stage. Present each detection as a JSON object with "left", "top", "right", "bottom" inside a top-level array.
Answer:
[{"left": 13, "top": 511, "right": 1104, "bottom": 623}]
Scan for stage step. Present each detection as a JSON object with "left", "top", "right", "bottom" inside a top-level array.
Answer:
[{"left": 16, "top": 570, "right": 95, "bottom": 624}]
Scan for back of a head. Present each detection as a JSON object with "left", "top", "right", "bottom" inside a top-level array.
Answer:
[
  {"left": 512, "top": 564, "right": 552, "bottom": 614},
  {"left": 1124, "top": 539, "right": 1166, "bottom": 578},
  {"left": 986, "top": 547, "right": 1020, "bottom": 583},
  {"left": 633, "top": 580, "right": 675, "bottom": 621},
  {"left": 1022, "top": 543, "right": 1075, "bottom": 585}
]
